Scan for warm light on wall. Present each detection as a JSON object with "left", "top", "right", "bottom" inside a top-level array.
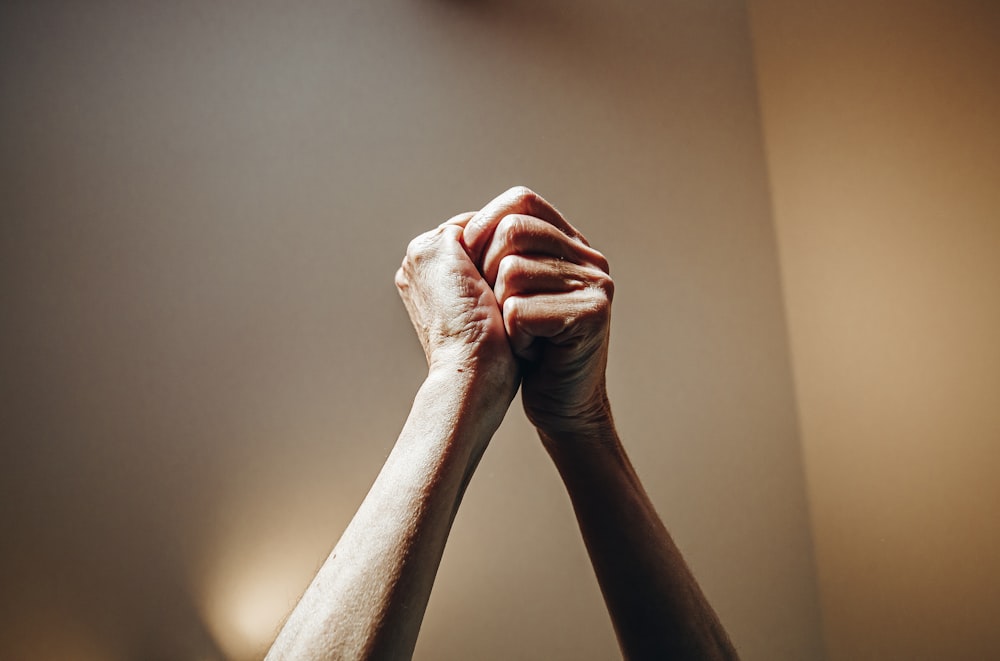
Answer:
[
  {"left": 748, "top": 1, "right": 1000, "bottom": 658},
  {"left": 199, "top": 532, "right": 320, "bottom": 661}
]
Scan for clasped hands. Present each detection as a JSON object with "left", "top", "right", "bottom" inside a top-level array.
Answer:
[
  {"left": 266, "top": 186, "right": 739, "bottom": 661},
  {"left": 395, "top": 186, "right": 615, "bottom": 449}
]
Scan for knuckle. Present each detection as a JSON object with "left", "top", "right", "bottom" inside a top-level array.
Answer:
[
  {"left": 496, "top": 253, "right": 517, "bottom": 282},
  {"left": 441, "top": 211, "right": 476, "bottom": 227},
  {"left": 494, "top": 216, "right": 515, "bottom": 245},
  {"left": 496, "top": 253, "right": 527, "bottom": 285},
  {"left": 495, "top": 214, "right": 525, "bottom": 245},
  {"left": 506, "top": 185, "right": 538, "bottom": 206},
  {"left": 594, "top": 271, "right": 615, "bottom": 301},
  {"left": 405, "top": 236, "right": 422, "bottom": 260},
  {"left": 592, "top": 251, "right": 611, "bottom": 274},
  {"left": 405, "top": 229, "right": 436, "bottom": 261},
  {"left": 394, "top": 266, "right": 408, "bottom": 290},
  {"left": 502, "top": 296, "right": 520, "bottom": 324}
]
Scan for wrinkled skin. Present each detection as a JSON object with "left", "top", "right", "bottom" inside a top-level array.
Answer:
[
  {"left": 267, "top": 187, "right": 738, "bottom": 661},
  {"left": 461, "top": 186, "right": 615, "bottom": 439},
  {"left": 395, "top": 213, "right": 519, "bottom": 399}
]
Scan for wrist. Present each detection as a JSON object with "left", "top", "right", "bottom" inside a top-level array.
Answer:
[
  {"left": 425, "top": 357, "right": 518, "bottom": 423},
  {"left": 533, "top": 388, "right": 615, "bottom": 445},
  {"left": 428, "top": 335, "right": 517, "bottom": 383},
  {"left": 539, "top": 416, "right": 628, "bottom": 487}
]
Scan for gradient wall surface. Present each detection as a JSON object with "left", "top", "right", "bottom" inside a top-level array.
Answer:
[
  {"left": 1, "top": 2, "right": 822, "bottom": 659},
  {"left": 749, "top": 1, "right": 1000, "bottom": 658}
]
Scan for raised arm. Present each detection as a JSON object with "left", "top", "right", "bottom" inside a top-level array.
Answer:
[
  {"left": 266, "top": 214, "right": 519, "bottom": 660},
  {"left": 464, "top": 187, "right": 739, "bottom": 660}
]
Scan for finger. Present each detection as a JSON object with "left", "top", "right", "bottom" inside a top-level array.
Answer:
[
  {"left": 439, "top": 211, "right": 477, "bottom": 229},
  {"left": 462, "top": 186, "right": 583, "bottom": 266},
  {"left": 482, "top": 214, "right": 609, "bottom": 287},
  {"left": 437, "top": 223, "right": 475, "bottom": 263},
  {"left": 493, "top": 255, "right": 592, "bottom": 305},
  {"left": 402, "top": 220, "right": 471, "bottom": 271},
  {"left": 502, "top": 289, "right": 611, "bottom": 357}
]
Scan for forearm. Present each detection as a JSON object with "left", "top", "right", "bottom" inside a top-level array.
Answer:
[
  {"left": 267, "top": 368, "right": 510, "bottom": 660},
  {"left": 543, "top": 419, "right": 738, "bottom": 661}
]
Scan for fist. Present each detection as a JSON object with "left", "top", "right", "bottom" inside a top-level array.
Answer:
[
  {"left": 395, "top": 214, "right": 517, "bottom": 391},
  {"left": 463, "top": 187, "right": 614, "bottom": 437}
]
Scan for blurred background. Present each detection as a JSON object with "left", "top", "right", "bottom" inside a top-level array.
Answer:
[{"left": 1, "top": 1, "right": 996, "bottom": 659}]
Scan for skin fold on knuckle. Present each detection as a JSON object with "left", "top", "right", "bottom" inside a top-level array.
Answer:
[
  {"left": 405, "top": 228, "right": 441, "bottom": 263},
  {"left": 495, "top": 215, "right": 527, "bottom": 254},
  {"left": 514, "top": 214, "right": 570, "bottom": 254},
  {"left": 502, "top": 296, "right": 529, "bottom": 343},
  {"left": 495, "top": 254, "right": 529, "bottom": 298},
  {"left": 590, "top": 250, "right": 611, "bottom": 275},
  {"left": 592, "top": 270, "right": 615, "bottom": 302},
  {"left": 405, "top": 232, "right": 424, "bottom": 254},
  {"left": 506, "top": 185, "right": 538, "bottom": 208},
  {"left": 394, "top": 267, "right": 407, "bottom": 291}
]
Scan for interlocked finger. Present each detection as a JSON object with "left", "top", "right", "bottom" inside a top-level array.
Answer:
[
  {"left": 482, "top": 214, "right": 608, "bottom": 287},
  {"left": 493, "top": 254, "right": 593, "bottom": 305},
  {"left": 462, "top": 186, "right": 585, "bottom": 265},
  {"left": 502, "top": 288, "right": 611, "bottom": 359}
]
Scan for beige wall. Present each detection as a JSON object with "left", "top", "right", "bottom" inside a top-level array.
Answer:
[
  {"left": 749, "top": 1, "right": 1000, "bottom": 659},
  {"left": 0, "top": 1, "right": 823, "bottom": 660}
]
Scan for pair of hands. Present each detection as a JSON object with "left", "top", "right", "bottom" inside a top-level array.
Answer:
[
  {"left": 395, "top": 187, "right": 614, "bottom": 443},
  {"left": 267, "top": 187, "right": 737, "bottom": 661}
]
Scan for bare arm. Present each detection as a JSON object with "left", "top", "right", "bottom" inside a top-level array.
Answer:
[
  {"left": 464, "top": 187, "right": 739, "bottom": 660},
  {"left": 542, "top": 421, "right": 737, "bottom": 660},
  {"left": 267, "top": 215, "right": 518, "bottom": 660}
]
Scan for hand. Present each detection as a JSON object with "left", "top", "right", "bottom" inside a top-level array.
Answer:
[
  {"left": 395, "top": 213, "right": 518, "bottom": 396},
  {"left": 463, "top": 187, "right": 615, "bottom": 440}
]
